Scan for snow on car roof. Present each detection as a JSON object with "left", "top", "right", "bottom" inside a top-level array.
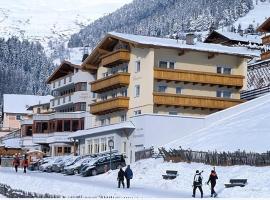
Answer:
[{"left": 108, "top": 32, "right": 260, "bottom": 58}]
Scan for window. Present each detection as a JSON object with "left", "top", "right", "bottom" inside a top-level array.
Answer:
[
  {"left": 87, "top": 140, "right": 93, "bottom": 154},
  {"left": 94, "top": 139, "right": 100, "bottom": 153},
  {"left": 37, "top": 108, "right": 41, "bottom": 114},
  {"left": 169, "top": 111, "right": 178, "bottom": 115},
  {"left": 16, "top": 115, "right": 21, "bottom": 120},
  {"left": 58, "top": 80, "right": 61, "bottom": 86},
  {"left": 134, "top": 85, "right": 140, "bottom": 97},
  {"left": 69, "top": 76, "right": 72, "bottom": 82},
  {"left": 135, "top": 61, "right": 140, "bottom": 73},
  {"left": 80, "top": 103, "right": 86, "bottom": 111},
  {"left": 159, "top": 61, "right": 168, "bottom": 68},
  {"left": 158, "top": 85, "right": 167, "bottom": 93},
  {"left": 57, "top": 147, "right": 62, "bottom": 154},
  {"left": 101, "top": 119, "right": 106, "bottom": 126},
  {"left": 64, "top": 120, "right": 71, "bottom": 131},
  {"left": 107, "top": 117, "right": 111, "bottom": 125},
  {"left": 101, "top": 138, "right": 107, "bottom": 152},
  {"left": 216, "top": 90, "right": 231, "bottom": 98},
  {"left": 64, "top": 77, "right": 66, "bottom": 84},
  {"left": 53, "top": 82, "right": 55, "bottom": 88},
  {"left": 121, "top": 89, "right": 127, "bottom": 97},
  {"left": 64, "top": 147, "right": 71, "bottom": 154},
  {"left": 159, "top": 61, "right": 175, "bottom": 69},
  {"left": 68, "top": 95, "right": 71, "bottom": 102},
  {"left": 176, "top": 87, "right": 182, "bottom": 94},
  {"left": 217, "top": 65, "right": 231, "bottom": 75},
  {"left": 57, "top": 99, "right": 60, "bottom": 105},
  {"left": 134, "top": 110, "right": 141, "bottom": 116},
  {"left": 63, "top": 97, "right": 66, "bottom": 103},
  {"left": 92, "top": 92, "right": 96, "bottom": 99},
  {"left": 121, "top": 114, "right": 127, "bottom": 122}
]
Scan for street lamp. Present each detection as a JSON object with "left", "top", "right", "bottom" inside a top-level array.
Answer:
[{"left": 108, "top": 139, "right": 114, "bottom": 170}]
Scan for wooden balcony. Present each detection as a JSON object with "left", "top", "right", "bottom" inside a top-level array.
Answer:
[
  {"left": 262, "top": 35, "right": 270, "bottom": 45},
  {"left": 154, "top": 68, "right": 244, "bottom": 88},
  {"left": 261, "top": 51, "right": 270, "bottom": 61},
  {"left": 90, "top": 97, "right": 129, "bottom": 115},
  {"left": 91, "top": 73, "right": 130, "bottom": 93},
  {"left": 153, "top": 92, "right": 244, "bottom": 110},
  {"left": 101, "top": 49, "right": 130, "bottom": 67}
]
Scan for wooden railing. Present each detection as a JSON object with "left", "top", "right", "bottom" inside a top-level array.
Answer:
[
  {"left": 90, "top": 97, "right": 129, "bottom": 115},
  {"left": 153, "top": 92, "right": 244, "bottom": 110},
  {"left": 261, "top": 51, "right": 270, "bottom": 61},
  {"left": 262, "top": 35, "right": 270, "bottom": 45},
  {"left": 154, "top": 68, "right": 244, "bottom": 88},
  {"left": 91, "top": 73, "right": 130, "bottom": 93},
  {"left": 101, "top": 49, "right": 130, "bottom": 67}
]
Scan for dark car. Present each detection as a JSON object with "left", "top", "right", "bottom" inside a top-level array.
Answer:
[
  {"left": 28, "top": 158, "right": 50, "bottom": 171},
  {"left": 52, "top": 156, "right": 81, "bottom": 173},
  {"left": 81, "top": 154, "right": 126, "bottom": 177},
  {"left": 63, "top": 156, "right": 94, "bottom": 175}
]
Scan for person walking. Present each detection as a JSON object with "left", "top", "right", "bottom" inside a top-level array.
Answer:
[
  {"left": 22, "top": 155, "right": 29, "bottom": 173},
  {"left": 192, "top": 170, "right": 203, "bottom": 198},
  {"left": 124, "top": 165, "right": 133, "bottom": 188},
  {"left": 0, "top": 155, "right": 2, "bottom": 166},
  {"left": 117, "top": 166, "right": 125, "bottom": 188},
  {"left": 207, "top": 169, "right": 218, "bottom": 197},
  {"left": 13, "top": 154, "right": 20, "bottom": 173}
]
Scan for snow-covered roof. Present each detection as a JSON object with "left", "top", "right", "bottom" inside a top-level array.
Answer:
[
  {"left": 108, "top": 32, "right": 259, "bottom": 58},
  {"left": 3, "top": 94, "right": 53, "bottom": 114},
  {"left": 165, "top": 92, "right": 270, "bottom": 153},
  {"left": 213, "top": 30, "right": 262, "bottom": 44},
  {"left": 69, "top": 121, "right": 135, "bottom": 139}
]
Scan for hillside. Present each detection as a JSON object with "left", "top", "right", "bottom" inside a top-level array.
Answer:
[
  {"left": 165, "top": 92, "right": 270, "bottom": 153},
  {"left": 68, "top": 0, "right": 255, "bottom": 48}
]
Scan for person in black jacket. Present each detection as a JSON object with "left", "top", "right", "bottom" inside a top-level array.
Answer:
[
  {"left": 192, "top": 170, "right": 203, "bottom": 198},
  {"left": 207, "top": 170, "right": 218, "bottom": 197},
  {"left": 117, "top": 166, "right": 125, "bottom": 188}
]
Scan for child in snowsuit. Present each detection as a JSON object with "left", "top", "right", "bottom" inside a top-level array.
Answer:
[
  {"left": 207, "top": 170, "right": 218, "bottom": 197},
  {"left": 124, "top": 165, "right": 133, "bottom": 188},
  {"left": 117, "top": 167, "right": 125, "bottom": 188},
  {"left": 13, "top": 155, "right": 20, "bottom": 173},
  {"left": 192, "top": 170, "right": 203, "bottom": 198},
  {"left": 22, "top": 156, "right": 29, "bottom": 173}
]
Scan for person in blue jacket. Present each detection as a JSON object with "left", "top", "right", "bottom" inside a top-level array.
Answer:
[{"left": 124, "top": 165, "right": 133, "bottom": 188}]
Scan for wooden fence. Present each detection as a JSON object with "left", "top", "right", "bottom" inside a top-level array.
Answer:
[
  {"left": 135, "top": 147, "right": 154, "bottom": 161},
  {"left": 159, "top": 147, "right": 270, "bottom": 166}
]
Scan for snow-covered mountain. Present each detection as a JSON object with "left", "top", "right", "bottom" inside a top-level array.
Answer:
[{"left": 0, "top": 0, "right": 132, "bottom": 46}]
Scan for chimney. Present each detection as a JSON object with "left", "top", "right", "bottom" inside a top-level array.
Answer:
[{"left": 186, "top": 33, "right": 196, "bottom": 45}]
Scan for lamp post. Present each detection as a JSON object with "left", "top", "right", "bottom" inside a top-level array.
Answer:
[{"left": 108, "top": 139, "right": 114, "bottom": 170}]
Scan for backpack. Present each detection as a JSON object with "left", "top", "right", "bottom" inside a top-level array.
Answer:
[{"left": 194, "top": 174, "right": 202, "bottom": 184}]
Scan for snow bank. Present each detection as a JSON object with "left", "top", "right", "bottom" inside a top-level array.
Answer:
[
  {"left": 165, "top": 93, "right": 270, "bottom": 153},
  {"left": 1, "top": 158, "right": 270, "bottom": 198}
]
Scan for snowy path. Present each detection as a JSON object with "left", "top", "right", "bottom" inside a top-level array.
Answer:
[
  {"left": 1, "top": 158, "right": 270, "bottom": 198},
  {"left": 0, "top": 166, "right": 188, "bottom": 198}
]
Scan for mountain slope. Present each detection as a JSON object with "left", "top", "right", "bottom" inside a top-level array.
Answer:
[{"left": 68, "top": 0, "right": 254, "bottom": 48}]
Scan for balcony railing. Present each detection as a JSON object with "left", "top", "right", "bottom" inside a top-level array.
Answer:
[
  {"left": 101, "top": 49, "right": 130, "bottom": 67},
  {"left": 90, "top": 97, "right": 129, "bottom": 115},
  {"left": 91, "top": 73, "right": 130, "bottom": 93},
  {"left": 154, "top": 68, "right": 244, "bottom": 88},
  {"left": 261, "top": 51, "right": 270, "bottom": 61},
  {"left": 153, "top": 92, "right": 244, "bottom": 110},
  {"left": 262, "top": 35, "right": 270, "bottom": 45}
]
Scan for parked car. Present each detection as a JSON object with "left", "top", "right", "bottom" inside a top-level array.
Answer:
[
  {"left": 51, "top": 156, "right": 78, "bottom": 173},
  {"left": 28, "top": 157, "right": 51, "bottom": 171},
  {"left": 63, "top": 156, "right": 94, "bottom": 175},
  {"left": 81, "top": 154, "right": 126, "bottom": 177},
  {"left": 39, "top": 157, "right": 63, "bottom": 172}
]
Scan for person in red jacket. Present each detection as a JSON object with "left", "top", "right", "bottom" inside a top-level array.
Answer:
[
  {"left": 22, "top": 155, "right": 29, "bottom": 173},
  {"left": 13, "top": 154, "right": 20, "bottom": 172}
]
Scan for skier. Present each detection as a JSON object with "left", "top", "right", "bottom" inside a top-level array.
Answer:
[
  {"left": 192, "top": 170, "right": 203, "bottom": 198},
  {"left": 13, "top": 154, "right": 20, "bottom": 173},
  {"left": 124, "top": 165, "right": 133, "bottom": 188},
  {"left": 117, "top": 166, "right": 125, "bottom": 188},
  {"left": 207, "top": 169, "right": 218, "bottom": 197},
  {"left": 22, "top": 155, "right": 29, "bottom": 173}
]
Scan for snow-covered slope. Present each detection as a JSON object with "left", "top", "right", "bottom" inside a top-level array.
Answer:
[
  {"left": 233, "top": 0, "right": 270, "bottom": 30},
  {"left": 0, "top": 0, "right": 131, "bottom": 45},
  {"left": 165, "top": 93, "right": 270, "bottom": 153}
]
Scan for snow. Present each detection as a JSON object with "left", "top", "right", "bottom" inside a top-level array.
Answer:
[
  {"left": 2, "top": 138, "right": 21, "bottom": 149},
  {"left": 214, "top": 30, "right": 261, "bottom": 44},
  {"left": 165, "top": 92, "right": 270, "bottom": 153},
  {"left": 3, "top": 94, "right": 53, "bottom": 114},
  {"left": 0, "top": 0, "right": 132, "bottom": 45},
  {"left": 1, "top": 158, "right": 270, "bottom": 198},
  {"left": 109, "top": 32, "right": 260, "bottom": 58},
  {"left": 233, "top": 0, "right": 270, "bottom": 30}
]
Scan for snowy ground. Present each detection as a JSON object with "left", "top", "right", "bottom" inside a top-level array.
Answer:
[{"left": 0, "top": 158, "right": 270, "bottom": 198}]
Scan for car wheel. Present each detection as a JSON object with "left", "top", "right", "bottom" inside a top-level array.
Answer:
[
  {"left": 74, "top": 169, "right": 79, "bottom": 174},
  {"left": 91, "top": 169, "right": 97, "bottom": 176}
]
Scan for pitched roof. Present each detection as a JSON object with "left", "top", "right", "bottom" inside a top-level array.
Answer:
[
  {"left": 83, "top": 32, "right": 260, "bottom": 69},
  {"left": 257, "top": 17, "right": 270, "bottom": 32},
  {"left": 205, "top": 30, "right": 262, "bottom": 44},
  {"left": 3, "top": 94, "right": 53, "bottom": 114},
  {"left": 46, "top": 60, "right": 81, "bottom": 84}
]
